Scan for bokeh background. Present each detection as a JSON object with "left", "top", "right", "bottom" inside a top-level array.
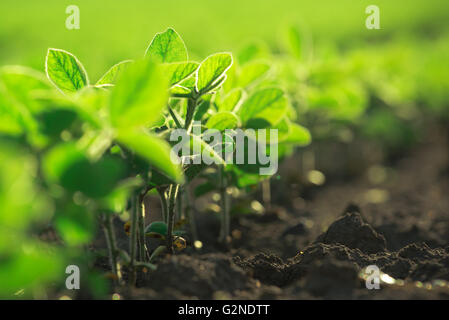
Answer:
[{"left": 1, "top": 0, "right": 449, "bottom": 79}]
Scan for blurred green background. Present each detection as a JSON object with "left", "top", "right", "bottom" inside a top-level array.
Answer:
[{"left": 1, "top": 0, "right": 449, "bottom": 79}]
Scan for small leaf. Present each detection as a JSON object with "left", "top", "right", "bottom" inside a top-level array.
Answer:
[
  {"left": 284, "top": 123, "right": 311, "bottom": 146},
  {"left": 237, "top": 62, "right": 270, "bottom": 88},
  {"left": 55, "top": 203, "right": 95, "bottom": 246},
  {"left": 43, "top": 143, "right": 126, "bottom": 198},
  {"left": 96, "top": 60, "right": 133, "bottom": 86},
  {"left": 239, "top": 87, "right": 288, "bottom": 125},
  {"left": 238, "top": 42, "right": 270, "bottom": 65},
  {"left": 170, "top": 85, "right": 191, "bottom": 96},
  {"left": 161, "top": 61, "right": 199, "bottom": 86},
  {"left": 117, "top": 129, "right": 184, "bottom": 183},
  {"left": 206, "top": 111, "right": 240, "bottom": 131},
  {"left": 45, "top": 48, "right": 89, "bottom": 94},
  {"left": 109, "top": 59, "right": 168, "bottom": 128},
  {"left": 145, "top": 221, "right": 168, "bottom": 236},
  {"left": 196, "top": 53, "right": 233, "bottom": 93},
  {"left": 218, "top": 88, "right": 245, "bottom": 112},
  {"left": 285, "top": 25, "right": 303, "bottom": 60},
  {"left": 145, "top": 28, "right": 188, "bottom": 63}
]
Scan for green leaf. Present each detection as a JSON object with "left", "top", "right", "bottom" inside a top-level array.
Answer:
[
  {"left": 145, "top": 221, "right": 168, "bottom": 236},
  {"left": 170, "top": 85, "right": 192, "bottom": 96},
  {"left": 161, "top": 61, "right": 199, "bottom": 86},
  {"left": 109, "top": 59, "right": 168, "bottom": 129},
  {"left": 117, "top": 129, "right": 184, "bottom": 183},
  {"left": 218, "top": 88, "right": 245, "bottom": 112},
  {"left": 196, "top": 53, "right": 233, "bottom": 93},
  {"left": 272, "top": 118, "right": 291, "bottom": 142},
  {"left": 206, "top": 111, "right": 240, "bottom": 131},
  {"left": 145, "top": 28, "right": 188, "bottom": 63},
  {"left": 190, "top": 134, "right": 227, "bottom": 166},
  {"left": 239, "top": 87, "right": 288, "bottom": 125},
  {"left": 238, "top": 42, "right": 270, "bottom": 65},
  {"left": 284, "top": 123, "right": 311, "bottom": 146},
  {"left": 45, "top": 48, "right": 89, "bottom": 94},
  {"left": 55, "top": 203, "right": 96, "bottom": 246},
  {"left": 96, "top": 60, "right": 133, "bottom": 86},
  {"left": 0, "top": 66, "right": 50, "bottom": 134},
  {"left": 237, "top": 62, "right": 270, "bottom": 88},
  {"left": 194, "top": 182, "right": 216, "bottom": 197},
  {"left": 43, "top": 143, "right": 126, "bottom": 198},
  {"left": 285, "top": 25, "right": 303, "bottom": 60}
]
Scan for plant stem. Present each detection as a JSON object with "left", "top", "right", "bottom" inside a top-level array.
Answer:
[
  {"left": 184, "top": 185, "right": 199, "bottom": 244},
  {"left": 166, "top": 184, "right": 180, "bottom": 253},
  {"left": 102, "top": 213, "right": 122, "bottom": 285},
  {"left": 219, "top": 165, "right": 230, "bottom": 244},
  {"left": 129, "top": 193, "right": 139, "bottom": 286},
  {"left": 168, "top": 106, "right": 183, "bottom": 129},
  {"left": 177, "top": 186, "right": 183, "bottom": 221},
  {"left": 138, "top": 193, "right": 146, "bottom": 262},
  {"left": 262, "top": 179, "right": 272, "bottom": 210},
  {"left": 157, "top": 188, "right": 168, "bottom": 223},
  {"left": 184, "top": 98, "right": 197, "bottom": 133}
]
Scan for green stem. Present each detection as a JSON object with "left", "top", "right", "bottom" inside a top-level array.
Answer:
[
  {"left": 184, "top": 98, "right": 197, "bottom": 133},
  {"left": 177, "top": 186, "right": 183, "bottom": 221},
  {"left": 138, "top": 193, "right": 146, "bottom": 262},
  {"left": 157, "top": 188, "right": 168, "bottom": 223},
  {"left": 102, "top": 213, "right": 122, "bottom": 285},
  {"left": 166, "top": 184, "right": 180, "bottom": 253},
  {"left": 219, "top": 165, "right": 230, "bottom": 244},
  {"left": 168, "top": 106, "right": 183, "bottom": 129},
  {"left": 129, "top": 193, "right": 139, "bottom": 286},
  {"left": 185, "top": 185, "right": 199, "bottom": 244}
]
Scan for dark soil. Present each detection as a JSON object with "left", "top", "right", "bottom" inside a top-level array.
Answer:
[{"left": 101, "top": 126, "right": 449, "bottom": 299}]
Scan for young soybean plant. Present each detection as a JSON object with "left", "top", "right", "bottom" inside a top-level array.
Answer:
[
  {"left": 43, "top": 45, "right": 185, "bottom": 285},
  {"left": 142, "top": 28, "right": 234, "bottom": 252},
  {"left": 191, "top": 42, "right": 312, "bottom": 243}
]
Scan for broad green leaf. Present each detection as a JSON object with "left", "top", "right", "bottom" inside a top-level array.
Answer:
[
  {"left": 43, "top": 143, "right": 126, "bottom": 198},
  {"left": 162, "top": 61, "right": 199, "bottom": 86},
  {"left": 285, "top": 25, "right": 303, "bottom": 60},
  {"left": 239, "top": 87, "right": 288, "bottom": 125},
  {"left": 117, "top": 129, "right": 184, "bottom": 183},
  {"left": 46, "top": 48, "right": 89, "bottom": 94},
  {"left": 37, "top": 109, "right": 78, "bottom": 138},
  {"left": 96, "top": 60, "right": 133, "bottom": 86},
  {"left": 206, "top": 111, "right": 240, "bottom": 131},
  {"left": 0, "top": 247, "right": 64, "bottom": 297},
  {"left": 0, "top": 66, "right": 51, "bottom": 113},
  {"left": 237, "top": 62, "right": 270, "bottom": 88},
  {"left": 196, "top": 53, "right": 233, "bottom": 93},
  {"left": 238, "top": 42, "right": 270, "bottom": 65},
  {"left": 218, "top": 88, "right": 245, "bottom": 112},
  {"left": 109, "top": 59, "right": 168, "bottom": 128},
  {"left": 284, "top": 123, "right": 311, "bottom": 146},
  {"left": 273, "top": 118, "right": 291, "bottom": 142},
  {"left": 0, "top": 67, "right": 48, "bottom": 134},
  {"left": 170, "top": 85, "right": 191, "bottom": 96},
  {"left": 145, "top": 28, "right": 188, "bottom": 63},
  {"left": 55, "top": 203, "right": 95, "bottom": 246}
]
